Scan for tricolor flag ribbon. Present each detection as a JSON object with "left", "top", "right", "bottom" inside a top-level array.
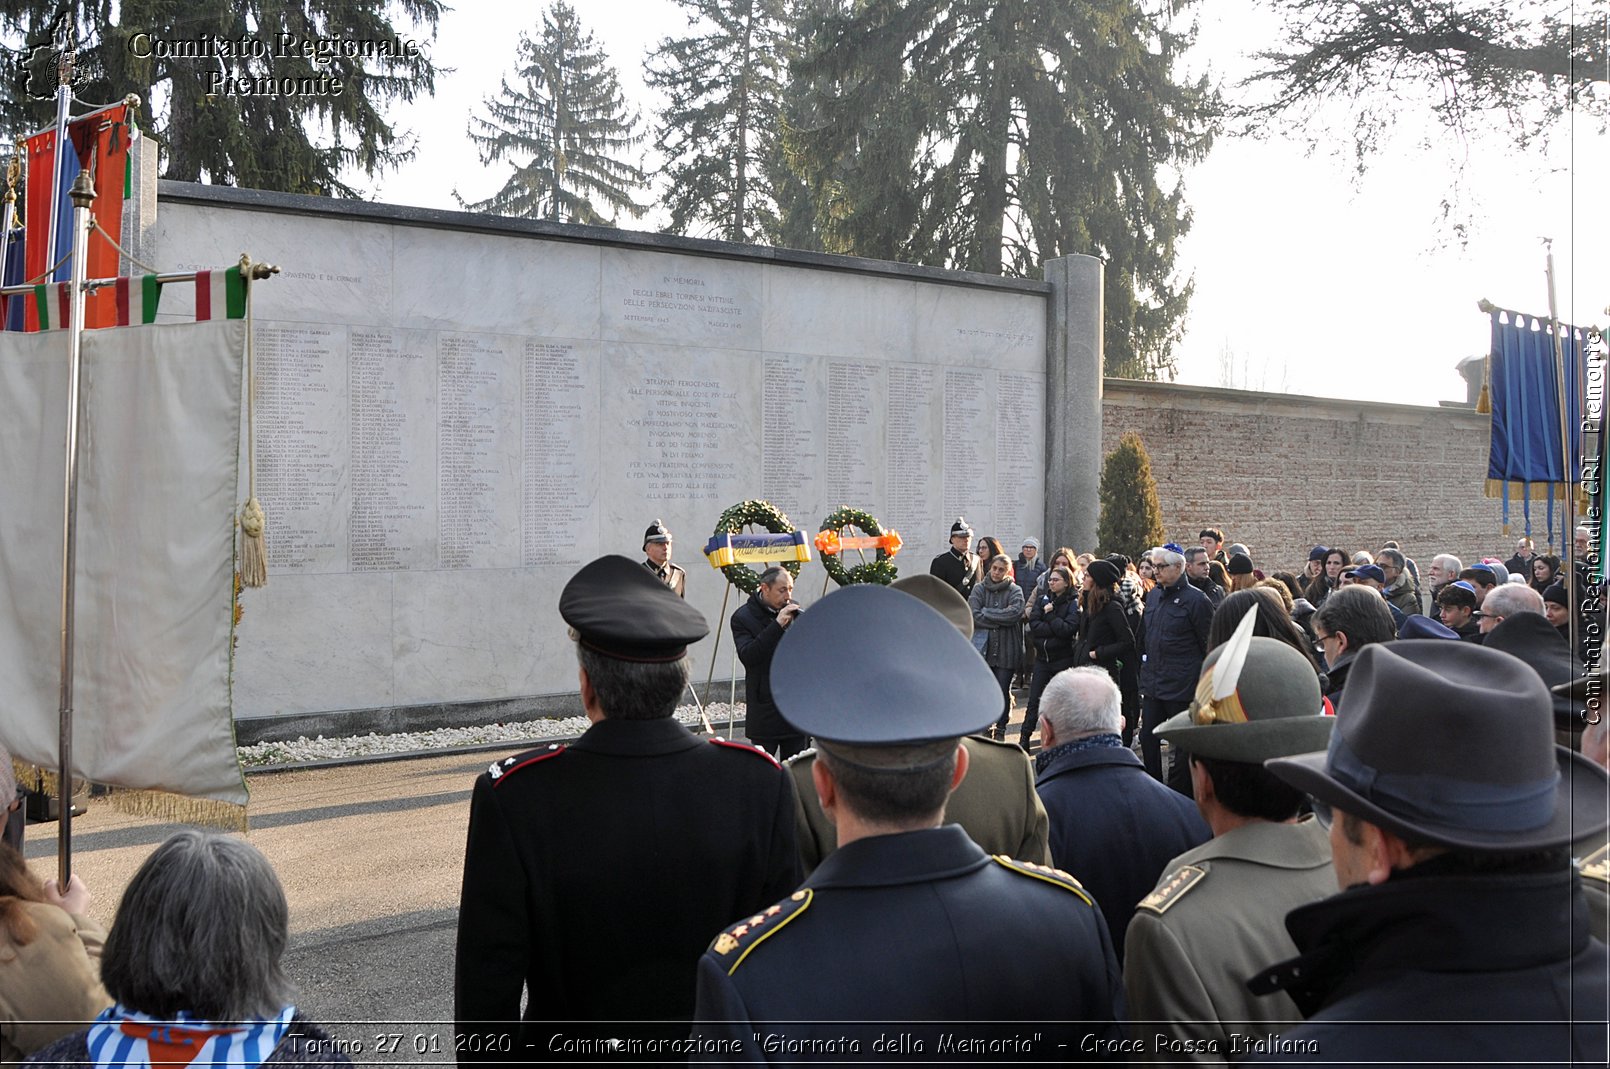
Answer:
[
  {"left": 704, "top": 530, "right": 812, "bottom": 568},
  {"left": 195, "top": 267, "right": 245, "bottom": 321},
  {"left": 814, "top": 530, "right": 903, "bottom": 557},
  {"left": 31, "top": 282, "right": 70, "bottom": 330},
  {"left": 109, "top": 276, "right": 165, "bottom": 327}
]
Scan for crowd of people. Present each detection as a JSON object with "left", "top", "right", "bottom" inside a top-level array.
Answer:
[{"left": 3, "top": 516, "right": 1606, "bottom": 1066}]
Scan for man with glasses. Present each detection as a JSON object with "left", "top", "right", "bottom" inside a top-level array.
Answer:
[
  {"left": 1139, "top": 546, "right": 1212, "bottom": 792},
  {"left": 1309, "top": 587, "right": 1395, "bottom": 712},
  {"left": 1250, "top": 641, "right": 1609, "bottom": 1063}
]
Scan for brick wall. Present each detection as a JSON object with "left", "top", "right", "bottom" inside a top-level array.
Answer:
[{"left": 1096, "top": 380, "right": 1551, "bottom": 577}]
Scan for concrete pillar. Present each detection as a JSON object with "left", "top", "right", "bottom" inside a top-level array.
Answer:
[
  {"left": 121, "top": 133, "right": 159, "bottom": 274},
  {"left": 1043, "top": 254, "right": 1103, "bottom": 553}
]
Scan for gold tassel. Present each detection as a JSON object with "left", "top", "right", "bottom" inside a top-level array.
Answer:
[
  {"left": 238, "top": 497, "right": 267, "bottom": 588},
  {"left": 1475, "top": 382, "right": 1490, "bottom": 414}
]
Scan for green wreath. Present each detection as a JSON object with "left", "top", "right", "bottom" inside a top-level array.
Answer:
[
  {"left": 818, "top": 506, "right": 900, "bottom": 587},
  {"left": 713, "top": 500, "right": 803, "bottom": 595}
]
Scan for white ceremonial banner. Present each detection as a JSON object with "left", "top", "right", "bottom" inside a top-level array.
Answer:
[{"left": 0, "top": 319, "right": 248, "bottom": 812}]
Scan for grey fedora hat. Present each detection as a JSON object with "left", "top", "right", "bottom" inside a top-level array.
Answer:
[
  {"left": 1267, "top": 640, "right": 1610, "bottom": 851},
  {"left": 1155, "top": 625, "right": 1332, "bottom": 763}
]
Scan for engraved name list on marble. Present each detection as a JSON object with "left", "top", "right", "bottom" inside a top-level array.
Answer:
[{"left": 253, "top": 322, "right": 346, "bottom": 573}]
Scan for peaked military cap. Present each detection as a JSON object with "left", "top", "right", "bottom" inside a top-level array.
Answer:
[
  {"left": 560, "top": 555, "right": 707, "bottom": 662},
  {"left": 771, "top": 584, "right": 997, "bottom": 744},
  {"left": 643, "top": 518, "right": 672, "bottom": 545}
]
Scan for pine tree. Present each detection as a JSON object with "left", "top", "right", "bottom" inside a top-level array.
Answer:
[
  {"left": 0, "top": 1, "right": 443, "bottom": 197},
  {"left": 784, "top": 0, "right": 1216, "bottom": 379},
  {"left": 1098, "top": 432, "right": 1166, "bottom": 560},
  {"left": 646, "top": 0, "right": 791, "bottom": 243},
  {"left": 460, "top": 3, "right": 646, "bottom": 225}
]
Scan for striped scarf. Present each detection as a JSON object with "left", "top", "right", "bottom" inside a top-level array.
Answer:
[{"left": 87, "top": 1004, "right": 295, "bottom": 1069}]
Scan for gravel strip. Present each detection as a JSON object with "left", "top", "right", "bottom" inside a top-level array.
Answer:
[{"left": 237, "top": 702, "right": 747, "bottom": 768}]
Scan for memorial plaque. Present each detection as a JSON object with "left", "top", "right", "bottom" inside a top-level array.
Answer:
[
  {"left": 254, "top": 322, "right": 347, "bottom": 574},
  {"left": 601, "top": 249, "right": 761, "bottom": 350},
  {"left": 994, "top": 371, "right": 1043, "bottom": 545},
  {"left": 523, "top": 340, "right": 600, "bottom": 567},
  {"left": 153, "top": 196, "right": 1050, "bottom": 721},
  {"left": 437, "top": 332, "right": 522, "bottom": 571},
  {"left": 942, "top": 369, "right": 994, "bottom": 537},
  {"left": 762, "top": 356, "right": 821, "bottom": 521},
  {"left": 348, "top": 326, "right": 435, "bottom": 572},
  {"left": 825, "top": 361, "right": 884, "bottom": 512},
  {"left": 885, "top": 364, "right": 942, "bottom": 551}
]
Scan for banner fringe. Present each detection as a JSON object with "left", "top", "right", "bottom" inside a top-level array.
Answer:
[
  {"left": 11, "top": 761, "right": 246, "bottom": 832},
  {"left": 103, "top": 786, "right": 248, "bottom": 832}
]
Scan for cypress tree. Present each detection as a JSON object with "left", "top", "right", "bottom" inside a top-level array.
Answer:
[
  {"left": 460, "top": 2, "right": 646, "bottom": 225},
  {"left": 1098, "top": 431, "right": 1166, "bottom": 560}
]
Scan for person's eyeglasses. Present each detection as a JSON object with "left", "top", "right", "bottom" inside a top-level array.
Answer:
[
  {"left": 1310, "top": 797, "right": 1333, "bottom": 828},
  {"left": 1471, "top": 611, "right": 1487, "bottom": 619}
]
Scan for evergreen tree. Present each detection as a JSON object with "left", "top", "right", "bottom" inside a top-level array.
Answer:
[
  {"left": 460, "top": 2, "right": 646, "bottom": 225},
  {"left": 0, "top": 1, "right": 443, "bottom": 197},
  {"left": 785, "top": 0, "right": 1216, "bottom": 379},
  {"left": 1098, "top": 431, "right": 1166, "bottom": 560},
  {"left": 646, "top": 0, "right": 790, "bottom": 243}
]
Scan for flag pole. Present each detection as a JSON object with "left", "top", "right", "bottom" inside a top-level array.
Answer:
[
  {"left": 1544, "top": 242, "right": 1578, "bottom": 664},
  {"left": 55, "top": 170, "right": 95, "bottom": 890},
  {"left": 0, "top": 155, "right": 18, "bottom": 283},
  {"left": 43, "top": 37, "right": 75, "bottom": 289}
]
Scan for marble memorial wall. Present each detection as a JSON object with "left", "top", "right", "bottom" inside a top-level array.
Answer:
[{"left": 155, "top": 202, "right": 1047, "bottom": 719}]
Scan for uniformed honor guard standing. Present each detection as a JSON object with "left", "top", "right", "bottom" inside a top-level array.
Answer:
[
  {"left": 453, "top": 556, "right": 801, "bottom": 1061},
  {"left": 692, "top": 584, "right": 1124, "bottom": 1060},
  {"left": 642, "top": 518, "right": 686, "bottom": 597},
  {"left": 929, "top": 516, "right": 982, "bottom": 600},
  {"left": 787, "top": 573, "right": 1051, "bottom": 874}
]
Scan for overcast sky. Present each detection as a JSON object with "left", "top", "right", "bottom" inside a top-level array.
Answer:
[{"left": 364, "top": 1, "right": 1608, "bottom": 409}]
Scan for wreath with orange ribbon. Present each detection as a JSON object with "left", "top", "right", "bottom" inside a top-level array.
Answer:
[{"left": 815, "top": 506, "right": 901, "bottom": 587}]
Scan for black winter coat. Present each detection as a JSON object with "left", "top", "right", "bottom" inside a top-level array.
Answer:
[
  {"left": 1026, "top": 588, "right": 1079, "bottom": 662},
  {"left": 1138, "top": 578, "right": 1212, "bottom": 701},
  {"left": 730, "top": 592, "right": 797, "bottom": 740},
  {"left": 454, "top": 717, "right": 801, "bottom": 1059},
  {"left": 929, "top": 548, "right": 981, "bottom": 600},
  {"left": 1249, "top": 864, "right": 1608, "bottom": 1065},
  {"left": 1076, "top": 598, "right": 1135, "bottom": 677}
]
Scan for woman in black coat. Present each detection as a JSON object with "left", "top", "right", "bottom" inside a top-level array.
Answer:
[
  {"left": 1020, "top": 565, "right": 1079, "bottom": 749},
  {"left": 1077, "top": 559, "right": 1138, "bottom": 736}
]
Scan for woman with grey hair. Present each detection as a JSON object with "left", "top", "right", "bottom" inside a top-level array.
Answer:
[{"left": 24, "top": 831, "right": 351, "bottom": 1068}]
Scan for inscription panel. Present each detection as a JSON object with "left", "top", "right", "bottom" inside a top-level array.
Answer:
[{"left": 156, "top": 201, "right": 1047, "bottom": 719}]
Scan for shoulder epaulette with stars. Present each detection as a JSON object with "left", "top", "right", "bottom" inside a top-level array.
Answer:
[
  {"left": 708, "top": 889, "right": 813, "bottom": 974},
  {"left": 1136, "top": 864, "right": 1207, "bottom": 915},
  {"left": 991, "top": 856, "right": 1094, "bottom": 907},
  {"left": 1580, "top": 843, "right": 1610, "bottom": 887},
  {"left": 783, "top": 747, "right": 817, "bottom": 768},
  {"left": 709, "top": 737, "right": 781, "bottom": 768},
  {"left": 486, "top": 743, "right": 566, "bottom": 786}
]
